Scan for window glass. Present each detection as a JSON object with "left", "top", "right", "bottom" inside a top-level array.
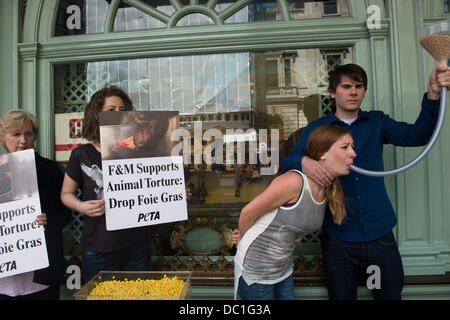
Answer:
[
  {"left": 287, "top": 0, "right": 349, "bottom": 19},
  {"left": 55, "top": 0, "right": 350, "bottom": 36},
  {"left": 113, "top": 1, "right": 172, "bottom": 31},
  {"left": 176, "top": 13, "right": 215, "bottom": 27},
  {"left": 224, "top": 1, "right": 280, "bottom": 23},
  {"left": 54, "top": 47, "right": 352, "bottom": 261}
]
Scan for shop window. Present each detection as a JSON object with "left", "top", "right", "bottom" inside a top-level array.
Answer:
[
  {"left": 54, "top": 46, "right": 353, "bottom": 272},
  {"left": 55, "top": 0, "right": 350, "bottom": 36}
]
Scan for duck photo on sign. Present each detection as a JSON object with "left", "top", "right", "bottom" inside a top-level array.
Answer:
[{"left": 99, "top": 111, "right": 178, "bottom": 160}]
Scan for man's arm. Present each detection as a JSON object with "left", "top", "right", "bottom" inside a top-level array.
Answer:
[
  {"left": 382, "top": 65, "right": 450, "bottom": 146},
  {"left": 281, "top": 123, "right": 333, "bottom": 187}
]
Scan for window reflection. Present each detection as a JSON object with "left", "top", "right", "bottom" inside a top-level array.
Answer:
[
  {"left": 287, "top": 0, "right": 349, "bottom": 19},
  {"left": 113, "top": 1, "right": 171, "bottom": 31},
  {"left": 54, "top": 47, "right": 352, "bottom": 258}
]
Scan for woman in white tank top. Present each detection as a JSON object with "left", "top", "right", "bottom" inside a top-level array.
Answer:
[{"left": 232, "top": 125, "right": 356, "bottom": 300}]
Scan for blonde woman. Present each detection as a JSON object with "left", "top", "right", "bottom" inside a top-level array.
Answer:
[
  {"left": 0, "top": 109, "right": 70, "bottom": 300},
  {"left": 232, "top": 125, "right": 356, "bottom": 300}
]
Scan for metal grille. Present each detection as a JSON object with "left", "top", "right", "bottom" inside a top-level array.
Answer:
[
  {"left": 319, "top": 54, "right": 343, "bottom": 116},
  {"left": 57, "top": 65, "right": 89, "bottom": 262},
  {"left": 55, "top": 65, "right": 88, "bottom": 114}
]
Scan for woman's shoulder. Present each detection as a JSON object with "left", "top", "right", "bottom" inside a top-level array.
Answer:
[
  {"left": 272, "top": 170, "right": 304, "bottom": 188},
  {"left": 69, "top": 143, "right": 99, "bottom": 160},
  {"left": 283, "top": 169, "right": 305, "bottom": 181},
  {"left": 34, "top": 152, "right": 63, "bottom": 176},
  {"left": 72, "top": 143, "right": 95, "bottom": 153},
  {"left": 34, "top": 152, "right": 55, "bottom": 168}
]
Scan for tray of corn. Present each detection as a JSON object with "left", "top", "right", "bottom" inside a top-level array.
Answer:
[{"left": 74, "top": 271, "right": 192, "bottom": 300}]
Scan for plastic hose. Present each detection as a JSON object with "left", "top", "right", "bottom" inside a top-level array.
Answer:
[{"left": 350, "top": 86, "right": 447, "bottom": 177}]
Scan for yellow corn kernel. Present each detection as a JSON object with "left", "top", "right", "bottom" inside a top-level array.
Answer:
[{"left": 87, "top": 275, "right": 187, "bottom": 300}]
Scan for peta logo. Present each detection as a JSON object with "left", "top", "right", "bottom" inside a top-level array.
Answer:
[{"left": 367, "top": 5, "right": 381, "bottom": 30}]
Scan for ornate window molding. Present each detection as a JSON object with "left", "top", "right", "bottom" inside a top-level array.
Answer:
[{"left": 55, "top": 0, "right": 351, "bottom": 36}]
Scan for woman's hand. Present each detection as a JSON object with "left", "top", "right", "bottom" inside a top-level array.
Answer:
[
  {"left": 231, "top": 229, "right": 241, "bottom": 246},
  {"left": 78, "top": 199, "right": 105, "bottom": 217},
  {"left": 185, "top": 188, "right": 192, "bottom": 201},
  {"left": 34, "top": 213, "right": 47, "bottom": 227}
]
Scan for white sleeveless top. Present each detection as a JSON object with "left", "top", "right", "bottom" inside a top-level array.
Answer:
[{"left": 234, "top": 170, "right": 326, "bottom": 299}]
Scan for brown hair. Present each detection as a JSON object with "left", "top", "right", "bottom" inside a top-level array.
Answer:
[
  {"left": 306, "top": 125, "right": 351, "bottom": 225},
  {"left": 328, "top": 63, "right": 368, "bottom": 93},
  {"left": 0, "top": 109, "right": 39, "bottom": 152},
  {"left": 82, "top": 86, "right": 134, "bottom": 143}
]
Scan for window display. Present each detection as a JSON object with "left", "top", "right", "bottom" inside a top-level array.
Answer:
[{"left": 55, "top": 46, "right": 352, "bottom": 279}]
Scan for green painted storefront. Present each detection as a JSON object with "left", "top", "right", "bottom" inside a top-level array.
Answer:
[{"left": 1, "top": 0, "right": 449, "bottom": 299}]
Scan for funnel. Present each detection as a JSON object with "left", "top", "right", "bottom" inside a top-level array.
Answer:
[
  {"left": 350, "top": 20, "right": 449, "bottom": 177},
  {"left": 419, "top": 20, "right": 450, "bottom": 67}
]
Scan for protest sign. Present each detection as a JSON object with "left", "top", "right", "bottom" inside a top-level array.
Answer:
[
  {"left": 99, "top": 111, "right": 187, "bottom": 231},
  {"left": 0, "top": 149, "right": 48, "bottom": 278}
]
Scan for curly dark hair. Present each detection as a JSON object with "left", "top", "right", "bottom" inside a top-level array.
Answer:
[{"left": 82, "top": 86, "right": 134, "bottom": 143}]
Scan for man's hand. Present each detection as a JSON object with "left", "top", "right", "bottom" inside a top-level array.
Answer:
[
  {"left": 301, "top": 156, "right": 333, "bottom": 187},
  {"left": 428, "top": 65, "right": 450, "bottom": 100}
]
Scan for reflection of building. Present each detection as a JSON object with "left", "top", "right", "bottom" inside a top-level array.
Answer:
[
  {"left": 254, "top": 48, "right": 352, "bottom": 140},
  {"left": 53, "top": 45, "right": 354, "bottom": 268},
  {"left": 287, "top": 0, "right": 350, "bottom": 19}
]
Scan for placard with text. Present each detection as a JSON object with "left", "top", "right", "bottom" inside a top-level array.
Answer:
[
  {"left": 99, "top": 111, "right": 187, "bottom": 231},
  {"left": 0, "top": 149, "right": 48, "bottom": 278}
]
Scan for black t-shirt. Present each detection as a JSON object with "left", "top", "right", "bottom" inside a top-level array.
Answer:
[{"left": 65, "top": 143, "right": 150, "bottom": 252}]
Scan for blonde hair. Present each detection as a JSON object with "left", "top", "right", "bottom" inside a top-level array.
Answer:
[
  {"left": 0, "top": 109, "right": 39, "bottom": 152},
  {"left": 306, "top": 125, "right": 350, "bottom": 225}
]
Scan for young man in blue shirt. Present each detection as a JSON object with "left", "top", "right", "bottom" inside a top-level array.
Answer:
[{"left": 281, "top": 63, "right": 450, "bottom": 300}]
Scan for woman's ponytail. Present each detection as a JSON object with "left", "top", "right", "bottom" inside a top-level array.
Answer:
[{"left": 325, "top": 178, "right": 346, "bottom": 225}]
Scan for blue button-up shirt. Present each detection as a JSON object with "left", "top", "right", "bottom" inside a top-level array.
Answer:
[{"left": 281, "top": 94, "right": 440, "bottom": 242}]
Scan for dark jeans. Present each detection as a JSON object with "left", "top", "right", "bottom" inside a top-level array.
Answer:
[
  {"left": 82, "top": 241, "right": 151, "bottom": 284},
  {"left": 237, "top": 273, "right": 294, "bottom": 300},
  {"left": 320, "top": 231, "right": 404, "bottom": 300}
]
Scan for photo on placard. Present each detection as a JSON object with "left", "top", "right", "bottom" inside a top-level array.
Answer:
[
  {"left": 0, "top": 150, "right": 38, "bottom": 204},
  {"left": 99, "top": 111, "right": 179, "bottom": 160},
  {"left": 99, "top": 111, "right": 187, "bottom": 231},
  {"left": 0, "top": 149, "right": 48, "bottom": 279}
]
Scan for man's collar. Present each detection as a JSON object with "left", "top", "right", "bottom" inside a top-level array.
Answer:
[{"left": 328, "top": 110, "right": 369, "bottom": 124}]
